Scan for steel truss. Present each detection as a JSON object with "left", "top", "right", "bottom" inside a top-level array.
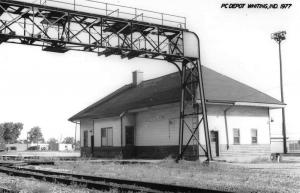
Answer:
[
  {"left": 0, "top": 0, "right": 212, "bottom": 161},
  {"left": 171, "top": 58, "right": 212, "bottom": 161}
]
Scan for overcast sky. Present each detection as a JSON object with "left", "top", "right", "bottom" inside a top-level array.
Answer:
[{"left": 0, "top": 0, "right": 299, "bottom": 141}]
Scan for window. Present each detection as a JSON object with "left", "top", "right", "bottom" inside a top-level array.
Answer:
[
  {"left": 83, "top": 130, "right": 88, "bottom": 147},
  {"left": 233, "top": 128, "right": 240, "bottom": 144},
  {"left": 251, "top": 129, "right": 258, "bottom": 144},
  {"left": 101, "top": 127, "right": 113, "bottom": 146}
]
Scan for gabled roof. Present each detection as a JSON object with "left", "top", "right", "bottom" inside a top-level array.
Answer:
[{"left": 69, "top": 66, "right": 284, "bottom": 121}]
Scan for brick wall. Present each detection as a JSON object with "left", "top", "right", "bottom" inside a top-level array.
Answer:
[
  {"left": 93, "top": 147, "right": 122, "bottom": 158},
  {"left": 135, "top": 145, "right": 199, "bottom": 160},
  {"left": 81, "top": 147, "right": 92, "bottom": 158},
  {"left": 81, "top": 145, "right": 198, "bottom": 160}
]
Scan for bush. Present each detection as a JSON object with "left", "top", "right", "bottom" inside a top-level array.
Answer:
[{"left": 28, "top": 146, "right": 39, "bottom": 151}]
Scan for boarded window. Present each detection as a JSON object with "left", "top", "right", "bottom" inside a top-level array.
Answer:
[
  {"left": 251, "top": 129, "right": 258, "bottom": 144},
  {"left": 83, "top": 130, "right": 88, "bottom": 147},
  {"left": 101, "top": 127, "right": 113, "bottom": 146},
  {"left": 233, "top": 128, "right": 240, "bottom": 144},
  {"left": 168, "top": 119, "right": 177, "bottom": 140}
]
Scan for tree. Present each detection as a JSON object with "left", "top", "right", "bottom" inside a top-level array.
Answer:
[
  {"left": 47, "top": 138, "right": 58, "bottom": 151},
  {"left": 62, "top": 137, "right": 74, "bottom": 144},
  {"left": 47, "top": 138, "right": 58, "bottom": 144},
  {"left": 28, "top": 126, "right": 44, "bottom": 143},
  {"left": 0, "top": 127, "right": 5, "bottom": 150},
  {"left": 75, "top": 140, "right": 80, "bottom": 151},
  {"left": 0, "top": 122, "right": 23, "bottom": 143}
]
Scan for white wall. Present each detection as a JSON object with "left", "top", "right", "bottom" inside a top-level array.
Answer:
[
  {"left": 198, "top": 105, "right": 270, "bottom": 146},
  {"left": 80, "top": 119, "right": 93, "bottom": 147},
  {"left": 136, "top": 103, "right": 270, "bottom": 147},
  {"left": 135, "top": 103, "right": 194, "bottom": 146},
  {"left": 93, "top": 117, "right": 121, "bottom": 147},
  {"left": 80, "top": 117, "right": 121, "bottom": 147},
  {"left": 226, "top": 106, "right": 270, "bottom": 145},
  {"left": 269, "top": 109, "right": 284, "bottom": 138},
  {"left": 136, "top": 106, "right": 178, "bottom": 146},
  {"left": 81, "top": 104, "right": 271, "bottom": 149}
]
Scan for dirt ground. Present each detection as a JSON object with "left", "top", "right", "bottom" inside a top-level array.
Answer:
[{"left": 28, "top": 158, "right": 300, "bottom": 193}]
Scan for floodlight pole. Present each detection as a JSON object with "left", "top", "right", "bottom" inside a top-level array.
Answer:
[{"left": 271, "top": 31, "right": 287, "bottom": 154}]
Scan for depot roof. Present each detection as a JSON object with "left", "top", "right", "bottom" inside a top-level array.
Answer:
[{"left": 69, "top": 66, "right": 284, "bottom": 121}]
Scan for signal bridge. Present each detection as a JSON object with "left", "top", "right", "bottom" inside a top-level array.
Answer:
[{"left": 0, "top": 0, "right": 212, "bottom": 161}]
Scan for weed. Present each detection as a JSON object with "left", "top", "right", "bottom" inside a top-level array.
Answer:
[
  {"left": 249, "top": 156, "right": 271, "bottom": 164},
  {"left": 7, "top": 181, "right": 21, "bottom": 192},
  {"left": 30, "top": 184, "right": 51, "bottom": 193}
]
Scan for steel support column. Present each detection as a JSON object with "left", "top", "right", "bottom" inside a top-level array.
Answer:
[{"left": 175, "top": 58, "right": 212, "bottom": 161}]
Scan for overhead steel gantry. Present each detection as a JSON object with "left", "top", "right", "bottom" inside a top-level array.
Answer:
[{"left": 0, "top": 0, "right": 212, "bottom": 161}]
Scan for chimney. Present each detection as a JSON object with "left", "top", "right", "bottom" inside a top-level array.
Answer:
[{"left": 132, "top": 71, "right": 143, "bottom": 86}]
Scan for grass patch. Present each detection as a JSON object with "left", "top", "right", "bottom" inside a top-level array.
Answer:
[
  {"left": 249, "top": 156, "right": 271, "bottom": 163},
  {"left": 31, "top": 159, "right": 300, "bottom": 193}
]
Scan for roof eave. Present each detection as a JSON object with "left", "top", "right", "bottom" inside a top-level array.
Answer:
[
  {"left": 199, "top": 100, "right": 285, "bottom": 108},
  {"left": 234, "top": 102, "right": 285, "bottom": 109}
]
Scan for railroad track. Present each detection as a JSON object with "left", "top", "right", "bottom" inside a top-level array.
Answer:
[{"left": 0, "top": 164, "right": 230, "bottom": 193}]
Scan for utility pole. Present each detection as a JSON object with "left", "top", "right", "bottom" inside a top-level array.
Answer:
[{"left": 271, "top": 31, "right": 287, "bottom": 154}]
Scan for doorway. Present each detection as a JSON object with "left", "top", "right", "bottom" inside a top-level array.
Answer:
[
  {"left": 91, "top": 135, "right": 94, "bottom": 157},
  {"left": 123, "top": 126, "right": 135, "bottom": 159},
  {"left": 125, "top": 126, "right": 135, "bottom": 146},
  {"left": 210, "top": 131, "right": 219, "bottom": 157}
]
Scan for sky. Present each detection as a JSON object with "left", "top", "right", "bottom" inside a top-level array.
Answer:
[{"left": 0, "top": 0, "right": 299, "bottom": 141}]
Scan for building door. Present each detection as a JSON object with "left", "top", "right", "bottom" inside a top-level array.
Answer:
[
  {"left": 125, "top": 126, "right": 135, "bottom": 146},
  {"left": 210, "top": 131, "right": 219, "bottom": 157},
  {"left": 91, "top": 135, "right": 94, "bottom": 156}
]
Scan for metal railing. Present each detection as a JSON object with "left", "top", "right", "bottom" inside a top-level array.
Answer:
[{"left": 15, "top": 0, "right": 186, "bottom": 28}]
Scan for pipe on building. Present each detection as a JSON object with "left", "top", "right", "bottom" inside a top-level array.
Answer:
[
  {"left": 71, "top": 120, "right": 80, "bottom": 151},
  {"left": 91, "top": 119, "right": 95, "bottom": 157},
  {"left": 120, "top": 111, "right": 127, "bottom": 157},
  {"left": 224, "top": 105, "right": 234, "bottom": 150}
]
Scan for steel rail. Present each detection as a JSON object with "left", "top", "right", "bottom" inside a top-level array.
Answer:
[
  {"left": 0, "top": 165, "right": 230, "bottom": 193},
  {"left": 0, "top": 166, "right": 150, "bottom": 193}
]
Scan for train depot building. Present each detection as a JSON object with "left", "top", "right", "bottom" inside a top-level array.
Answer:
[{"left": 69, "top": 67, "right": 284, "bottom": 160}]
